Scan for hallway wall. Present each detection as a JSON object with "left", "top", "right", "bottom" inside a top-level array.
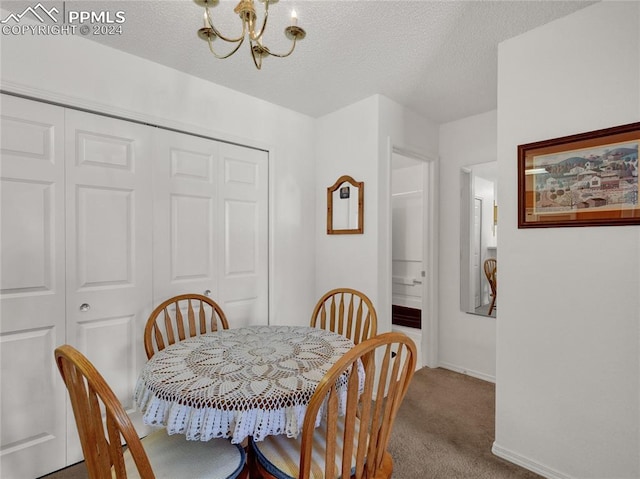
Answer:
[
  {"left": 495, "top": 2, "right": 640, "bottom": 477},
  {"left": 439, "top": 110, "right": 498, "bottom": 381}
]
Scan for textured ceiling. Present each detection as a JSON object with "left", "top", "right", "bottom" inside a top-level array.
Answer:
[{"left": 5, "top": 0, "right": 596, "bottom": 124}]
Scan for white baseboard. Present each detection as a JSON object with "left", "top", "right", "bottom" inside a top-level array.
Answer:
[
  {"left": 492, "top": 442, "right": 573, "bottom": 479},
  {"left": 437, "top": 361, "right": 495, "bottom": 383}
]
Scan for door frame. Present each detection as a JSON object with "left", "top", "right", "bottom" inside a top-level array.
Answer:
[
  {"left": 387, "top": 141, "right": 438, "bottom": 368},
  {"left": 473, "top": 196, "right": 483, "bottom": 309}
]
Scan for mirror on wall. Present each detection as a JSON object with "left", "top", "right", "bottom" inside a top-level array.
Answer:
[
  {"left": 460, "top": 162, "right": 497, "bottom": 317},
  {"left": 327, "top": 175, "right": 364, "bottom": 234}
]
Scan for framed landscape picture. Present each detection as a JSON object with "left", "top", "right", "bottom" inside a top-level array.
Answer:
[{"left": 518, "top": 122, "right": 640, "bottom": 228}]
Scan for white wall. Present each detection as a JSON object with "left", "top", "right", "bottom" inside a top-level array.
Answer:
[
  {"left": 495, "top": 2, "right": 640, "bottom": 478},
  {"left": 0, "top": 20, "right": 317, "bottom": 326},
  {"left": 315, "top": 96, "right": 380, "bottom": 323},
  {"left": 315, "top": 95, "right": 438, "bottom": 366},
  {"left": 439, "top": 110, "right": 498, "bottom": 381}
]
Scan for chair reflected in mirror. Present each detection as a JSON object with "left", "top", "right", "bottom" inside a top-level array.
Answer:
[{"left": 484, "top": 258, "right": 497, "bottom": 316}]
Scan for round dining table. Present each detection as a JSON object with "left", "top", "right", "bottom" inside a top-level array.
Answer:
[{"left": 134, "top": 325, "right": 361, "bottom": 444}]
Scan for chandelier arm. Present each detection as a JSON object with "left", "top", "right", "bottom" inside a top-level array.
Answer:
[
  {"left": 263, "top": 38, "right": 297, "bottom": 58},
  {"left": 205, "top": 8, "right": 245, "bottom": 43},
  {"left": 196, "top": 0, "right": 303, "bottom": 67},
  {"left": 248, "top": 2, "right": 269, "bottom": 42},
  {"left": 249, "top": 40, "right": 264, "bottom": 70},
  {"left": 208, "top": 34, "right": 246, "bottom": 59}
]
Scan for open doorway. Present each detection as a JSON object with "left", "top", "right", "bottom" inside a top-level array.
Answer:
[{"left": 390, "top": 151, "right": 432, "bottom": 369}]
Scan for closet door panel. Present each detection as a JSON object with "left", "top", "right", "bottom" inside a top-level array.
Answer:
[
  {"left": 218, "top": 143, "right": 269, "bottom": 326},
  {"left": 152, "top": 130, "right": 218, "bottom": 303},
  {"left": 0, "top": 96, "right": 269, "bottom": 478},
  {"left": 0, "top": 95, "right": 67, "bottom": 479},
  {"left": 65, "top": 109, "right": 153, "bottom": 462},
  {"left": 153, "top": 132, "right": 269, "bottom": 326}
]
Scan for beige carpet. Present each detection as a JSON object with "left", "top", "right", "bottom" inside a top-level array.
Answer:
[
  {"left": 42, "top": 367, "right": 542, "bottom": 479},
  {"left": 389, "top": 366, "right": 542, "bottom": 479}
]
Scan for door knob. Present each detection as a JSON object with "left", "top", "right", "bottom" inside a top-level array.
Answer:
[
  {"left": 204, "top": 289, "right": 212, "bottom": 297},
  {"left": 79, "top": 303, "right": 90, "bottom": 312}
]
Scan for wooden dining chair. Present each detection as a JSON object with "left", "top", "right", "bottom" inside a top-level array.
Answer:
[
  {"left": 310, "top": 288, "right": 378, "bottom": 345},
  {"left": 249, "top": 331, "right": 417, "bottom": 479},
  {"left": 484, "top": 258, "right": 497, "bottom": 315},
  {"left": 144, "top": 293, "right": 229, "bottom": 359},
  {"left": 55, "top": 344, "right": 247, "bottom": 479}
]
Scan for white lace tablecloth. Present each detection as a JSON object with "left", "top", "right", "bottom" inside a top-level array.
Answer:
[{"left": 134, "top": 325, "right": 361, "bottom": 444}]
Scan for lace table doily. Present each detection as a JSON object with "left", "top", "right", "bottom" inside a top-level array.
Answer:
[{"left": 134, "top": 325, "right": 361, "bottom": 444}]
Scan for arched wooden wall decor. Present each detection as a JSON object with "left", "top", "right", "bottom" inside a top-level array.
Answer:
[{"left": 327, "top": 175, "right": 364, "bottom": 234}]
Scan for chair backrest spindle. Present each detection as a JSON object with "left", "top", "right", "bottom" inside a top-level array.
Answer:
[
  {"left": 298, "top": 332, "right": 416, "bottom": 479},
  {"left": 55, "top": 345, "right": 155, "bottom": 479},
  {"left": 310, "top": 288, "right": 378, "bottom": 345},
  {"left": 56, "top": 344, "right": 248, "bottom": 479},
  {"left": 144, "top": 294, "right": 229, "bottom": 359},
  {"left": 483, "top": 258, "right": 498, "bottom": 315}
]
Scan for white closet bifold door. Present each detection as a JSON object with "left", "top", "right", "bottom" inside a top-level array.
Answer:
[
  {"left": 64, "top": 108, "right": 153, "bottom": 462},
  {"left": 0, "top": 95, "right": 67, "bottom": 479}
]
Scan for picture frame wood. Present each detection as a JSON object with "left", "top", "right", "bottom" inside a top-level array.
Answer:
[
  {"left": 327, "top": 175, "right": 364, "bottom": 234},
  {"left": 518, "top": 122, "right": 640, "bottom": 228}
]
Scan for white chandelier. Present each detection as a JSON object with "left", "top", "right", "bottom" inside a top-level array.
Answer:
[{"left": 195, "top": 0, "right": 306, "bottom": 70}]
